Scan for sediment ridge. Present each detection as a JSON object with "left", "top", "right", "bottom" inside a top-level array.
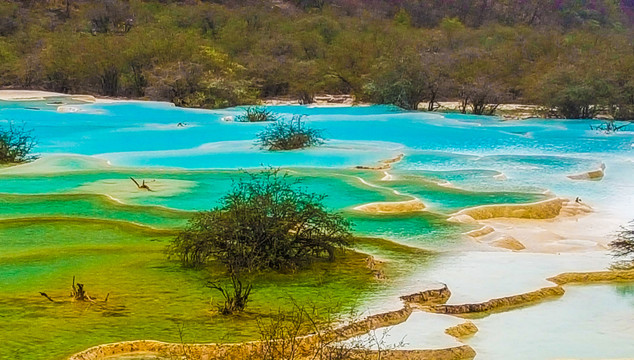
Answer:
[
  {"left": 426, "top": 286, "right": 565, "bottom": 315},
  {"left": 68, "top": 269, "right": 633, "bottom": 360},
  {"left": 69, "top": 301, "right": 475, "bottom": 360},
  {"left": 416, "top": 269, "right": 634, "bottom": 317},
  {"left": 567, "top": 163, "right": 606, "bottom": 181},
  {"left": 356, "top": 153, "right": 405, "bottom": 171},
  {"left": 453, "top": 197, "right": 593, "bottom": 251},
  {"left": 0, "top": 217, "right": 179, "bottom": 235},
  {"left": 353, "top": 199, "right": 426, "bottom": 214},
  {"left": 449, "top": 197, "right": 567, "bottom": 221},
  {"left": 399, "top": 284, "right": 451, "bottom": 305},
  {"left": 547, "top": 269, "right": 634, "bottom": 285}
]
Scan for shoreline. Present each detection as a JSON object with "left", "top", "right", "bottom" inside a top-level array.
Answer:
[
  {"left": 0, "top": 90, "right": 551, "bottom": 120},
  {"left": 3, "top": 89, "right": 633, "bottom": 122}
]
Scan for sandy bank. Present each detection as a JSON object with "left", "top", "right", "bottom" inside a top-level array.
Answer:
[
  {"left": 354, "top": 199, "right": 426, "bottom": 214},
  {"left": 0, "top": 89, "right": 125, "bottom": 104},
  {"left": 0, "top": 89, "right": 99, "bottom": 103},
  {"left": 262, "top": 94, "right": 369, "bottom": 106},
  {"left": 0, "top": 90, "right": 69, "bottom": 101},
  {"left": 423, "top": 102, "right": 543, "bottom": 120}
]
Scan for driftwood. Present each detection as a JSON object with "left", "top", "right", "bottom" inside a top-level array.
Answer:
[
  {"left": 40, "top": 276, "right": 109, "bottom": 304},
  {"left": 39, "top": 292, "right": 56, "bottom": 302},
  {"left": 71, "top": 276, "right": 95, "bottom": 302},
  {"left": 130, "top": 177, "right": 153, "bottom": 191}
]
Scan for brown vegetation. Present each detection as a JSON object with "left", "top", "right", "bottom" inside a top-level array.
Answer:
[{"left": 1, "top": 1, "right": 634, "bottom": 117}]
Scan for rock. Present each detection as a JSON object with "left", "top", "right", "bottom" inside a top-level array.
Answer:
[
  {"left": 427, "top": 286, "right": 565, "bottom": 315},
  {"left": 465, "top": 225, "right": 494, "bottom": 238},
  {"left": 400, "top": 284, "right": 451, "bottom": 305},
  {"left": 447, "top": 214, "right": 477, "bottom": 224},
  {"left": 567, "top": 163, "right": 605, "bottom": 181},
  {"left": 445, "top": 321, "right": 479, "bottom": 338},
  {"left": 491, "top": 235, "right": 525, "bottom": 251}
]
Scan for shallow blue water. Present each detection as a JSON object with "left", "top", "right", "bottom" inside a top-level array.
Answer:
[
  {"left": 1, "top": 99, "right": 634, "bottom": 360},
  {"left": 3, "top": 102, "right": 632, "bottom": 165},
  {"left": 1, "top": 100, "right": 633, "bottom": 229}
]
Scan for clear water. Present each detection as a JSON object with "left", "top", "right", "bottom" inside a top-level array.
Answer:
[{"left": 0, "top": 99, "right": 633, "bottom": 359}]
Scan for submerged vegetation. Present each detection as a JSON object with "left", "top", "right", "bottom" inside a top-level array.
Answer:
[
  {"left": 170, "top": 169, "right": 351, "bottom": 313},
  {"left": 589, "top": 120, "right": 630, "bottom": 133},
  {"left": 1, "top": 1, "right": 634, "bottom": 117},
  {"left": 0, "top": 121, "right": 37, "bottom": 164},
  {"left": 257, "top": 115, "right": 325, "bottom": 151}
]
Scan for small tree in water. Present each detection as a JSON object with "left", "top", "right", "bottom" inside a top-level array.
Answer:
[
  {"left": 0, "top": 121, "right": 37, "bottom": 164},
  {"left": 610, "top": 221, "right": 634, "bottom": 270},
  {"left": 234, "top": 106, "right": 280, "bottom": 122},
  {"left": 257, "top": 115, "right": 325, "bottom": 150},
  {"left": 169, "top": 169, "right": 351, "bottom": 314}
]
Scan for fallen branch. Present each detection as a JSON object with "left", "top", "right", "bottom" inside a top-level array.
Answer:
[
  {"left": 39, "top": 292, "right": 56, "bottom": 302},
  {"left": 130, "top": 176, "right": 153, "bottom": 191},
  {"left": 71, "top": 276, "right": 95, "bottom": 302},
  {"left": 40, "top": 277, "right": 109, "bottom": 306}
]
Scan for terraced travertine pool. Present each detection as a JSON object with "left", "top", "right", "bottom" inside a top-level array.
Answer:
[{"left": 1, "top": 97, "right": 633, "bottom": 359}]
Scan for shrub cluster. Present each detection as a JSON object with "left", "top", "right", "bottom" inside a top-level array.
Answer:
[
  {"left": 0, "top": 122, "right": 37, "bottom": 164},
  {"left": 234, "top": 106, "right": 280, "bottom": 122},
  {"left": 257, "top": 115, "right": 325, "bottom": 151}
]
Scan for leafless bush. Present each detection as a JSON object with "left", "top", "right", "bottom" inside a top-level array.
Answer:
[{"left": 0, "top": 121, "right": 37, "bottom": 164}]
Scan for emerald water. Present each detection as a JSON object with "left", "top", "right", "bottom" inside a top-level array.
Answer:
[{"left": 1, "top": 98, "right": 633, "bottom": 359}]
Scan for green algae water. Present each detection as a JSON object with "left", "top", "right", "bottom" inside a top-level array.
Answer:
[{"left": 1, "top": 98, "right": 633, "bottom": 359}]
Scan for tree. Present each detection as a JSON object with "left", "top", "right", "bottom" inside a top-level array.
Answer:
[
  {"left": 363, "top": 50, "right": 431, "bottom": 110},
  {"left": 0, "top": 121, "right": 37, "bottom": 164},
  {"left": 530, "top": 65, "right": 611, "bottom": 119},
  {"left": 86, "top": 0, "right": 133, "bottom": 34},
  {"left": 257, "top": 115, "right": 325, "bottom": 151},
  {"left": 610, "top": 221, "right": 634, "bottom": 270},
  {"left": 145, "top": 47, "right": 258, "bottom": 109},
  {"left": 440, "top": 17, "right": 465, "bottom": 48},
  {"left": 458, "top": 77, "right": 508, "bottom": 115},
  {"left": 169, "top": 169, "right": 352, "bottom": 313}
]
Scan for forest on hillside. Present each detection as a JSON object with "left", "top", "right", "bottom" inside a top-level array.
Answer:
[{"left": 1, "top": 0, "right": 634, "bottom": 118}]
